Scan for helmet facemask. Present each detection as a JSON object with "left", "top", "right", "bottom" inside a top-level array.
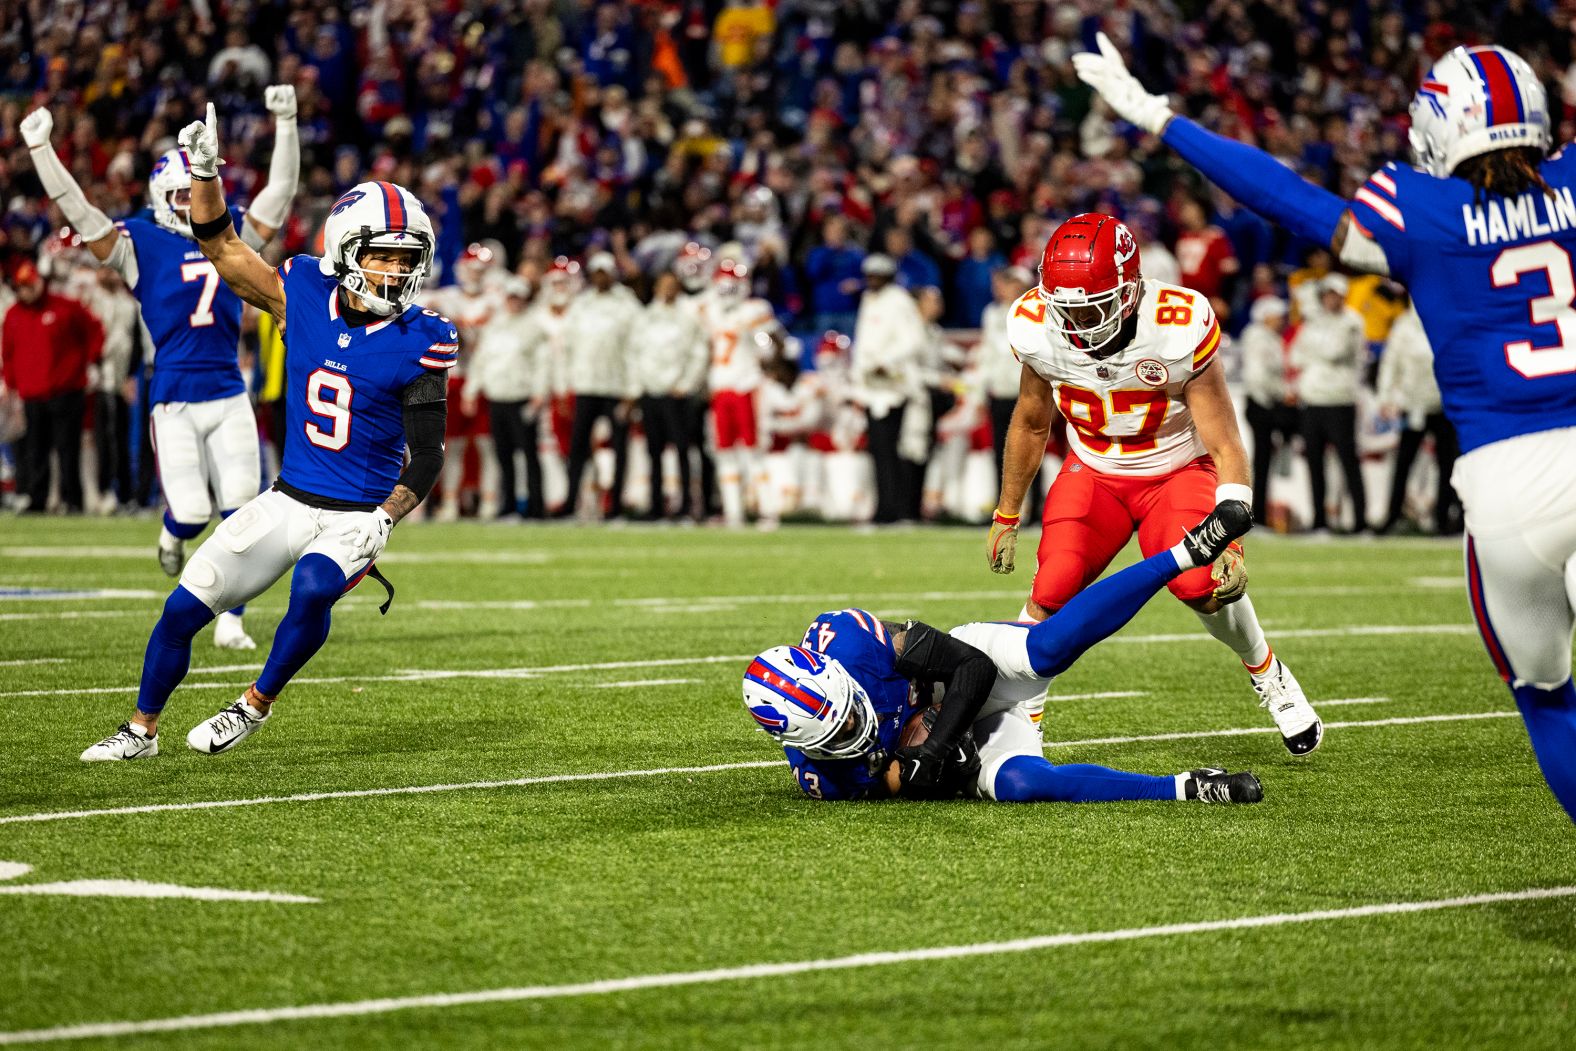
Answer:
[
  {"left": 1042, "top": 276, "right": 1140, "bottom": 353},
  {"left": 336, "top": 232, "right": 432, "bottom": 317}
]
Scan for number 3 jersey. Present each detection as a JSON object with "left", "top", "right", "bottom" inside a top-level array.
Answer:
[
  {"left": 274, "top": 256, "right": 458, "bottom": 505},
  {"left": 1349, "top": 153, "right": 1576, "bottom": 453},
  {"left": 1004, "top": 278, "right": 1222, "bottom": 477},
  {"left": 117, "top": 207, "right": 248, "bottom": 406}
]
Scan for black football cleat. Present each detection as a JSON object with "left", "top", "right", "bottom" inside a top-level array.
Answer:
[
  {"left": 1183, "top": 767, "right": 1264, "bottom": 804},
  {"left": 1180, "top": 501, "right": 1254, "bottom": 566}
]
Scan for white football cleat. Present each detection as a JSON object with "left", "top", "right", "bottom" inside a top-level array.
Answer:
[
  {"left": 1252, "top": 658, "right": 1323, "bottom": 755},
  {"left": 212, "top": 611, "right": 257, "bottom": 650},
  {"left": 81, "top": 723, "right": 159, "bottom": 762},
  {"left": 157, "top": 535, "right": 185, "bottom": 577},
  {"left": 186, "top": 695, "right": 270, "bottom": 755}
]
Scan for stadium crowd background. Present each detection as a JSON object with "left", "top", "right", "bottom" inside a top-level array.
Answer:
[{"left": 0, "top": 0, "right": 1559, "bottom": 530}]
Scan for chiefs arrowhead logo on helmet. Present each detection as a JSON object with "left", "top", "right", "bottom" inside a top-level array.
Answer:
[{"left": 1113, "top": 223, "right": 1138, "bottom": 266}]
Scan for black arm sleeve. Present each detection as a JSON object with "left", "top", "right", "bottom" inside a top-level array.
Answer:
[
  {"left": 892, "top": 621, "right": 997, "bottom": 754},
  {"left": 397, "top": 372, "right": 448, "bottom": 502}
]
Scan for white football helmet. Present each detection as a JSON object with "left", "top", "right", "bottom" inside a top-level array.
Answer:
[
  {"left": 149, "top": 149, "right": 195, "bottom": 237},
  {"left": 742, "top": 646, "right": 879, "bottom": 760},
  {"left": 319, "top": 181, "right": 435, "bottom": 316},
  {"left": 1409, "top": 45, "right": 1550, "bottom": 179}
]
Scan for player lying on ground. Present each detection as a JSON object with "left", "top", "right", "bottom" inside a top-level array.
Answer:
[
  {"left": 81, "top": 105, "right": 456, "bottom": 761},
  {"left": 19, "top": 86, "right": 299, "bottom": 651},
  {"left": 986, "top": 212, "right": 1321, "bottom": 756},
  {"left": 744, "top": 499, "right": 1262, "bottom": 802},
  {"left": 1076, "top": 35, "right": 1576, "bottom": 822}
]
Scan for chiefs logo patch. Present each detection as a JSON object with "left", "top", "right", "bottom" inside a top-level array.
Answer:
[
  {"left": 1113, "top": 223, "right": 1138, "bottom": 266},
  {"left": 1135, "top": 359, "right": 1169, "bottom": 387}
]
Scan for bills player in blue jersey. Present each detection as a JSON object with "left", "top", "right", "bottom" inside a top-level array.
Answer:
[
  {"left": 744, "top": 500, "right": 1262, "bottom": 803},
  {"left": 1077, "top": 36, "right": 1576, "bottom": 821},
  {"left": 19, "top": 88, "right": 300, "bottom": 651},
  {"left": 80, "top": 105, "right": 454, "bottom": 761}
]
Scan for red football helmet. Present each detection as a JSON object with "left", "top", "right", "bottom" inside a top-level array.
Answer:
[
  {"left": 1037, "top": 213, "right": 1143, "bottom": 353},
  {"left": 674, "top": 241, "right": 713, "bottom": 292},
  {"left": 713, "top": 257, "right": 750, "bottom": 300},
  {"left": 455, "top": 242, "right": 497, "bottom": 294},
  {"left": 543, "top": 255, "right": 582, "bottom": 306}
]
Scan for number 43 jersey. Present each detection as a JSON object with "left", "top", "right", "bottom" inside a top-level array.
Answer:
[
  {"left": 117, "top": 208, "right": 248, "bottom": 406},
  {"left": 1005, "top": 277, "right": 1222, "bottom": 477},
  {"left": 275, "top": 256, "right": 458, "bottom": 505}
]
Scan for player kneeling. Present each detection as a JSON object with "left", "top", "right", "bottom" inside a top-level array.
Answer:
[
  {"left": 81, "top": 107, "right": 453, "bottom": 761},
  {"left": 744, "top": 501, "right": 1262, "bottom": 803}
]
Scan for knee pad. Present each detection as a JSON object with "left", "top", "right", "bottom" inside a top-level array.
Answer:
[
  {"left": 290, "top": 553, "right": 349, "bottom": 611},
  {"left": 178, "top": 555, "right": 227, "bottom": 611}
]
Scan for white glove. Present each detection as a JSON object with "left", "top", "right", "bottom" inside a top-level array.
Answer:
[
  {"left": 264, "top": 84, "right": 297, "bottom": 121},
  {"left": 176, "top": 103, "right": 222, "bottom": 179},
  {"left": 340, "top": 508, "right": 394, "bottom": 562},
  {"left": 20, "top": 108, "right": 53, "bottom": 149},
  {"left": 1071, "top": 32, "right": 1174, "bottom": 136}
]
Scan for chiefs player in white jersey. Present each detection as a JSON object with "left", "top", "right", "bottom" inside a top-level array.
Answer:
[
  {"left": 705, "top": 257, "right": 782, "bottom": 526},
  {"left": 420, "top": 242, "right": 503, "bottom": 520},
  {"left": 988, "top": 212, "right": 1322, "bottom": 754}
]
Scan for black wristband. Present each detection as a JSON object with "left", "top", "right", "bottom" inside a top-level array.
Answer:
[
  {"left": 189, "top": 213, "right": 230, "bottom": 240},
  {"left": 190, "top": 172, "right": 216, "bottom": 181}
]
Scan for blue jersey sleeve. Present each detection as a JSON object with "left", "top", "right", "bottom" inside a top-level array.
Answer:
[
  {"left": 1348, "top": 163, "right": 1414, "bottom": 279},
  {"left": 782, "top": 746, "right": 885, "bottom": 801}
]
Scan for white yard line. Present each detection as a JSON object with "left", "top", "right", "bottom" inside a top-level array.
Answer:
[
  {"left": 591, "top": 678, "right": 699, "bottom": 689},
  {"left": 0, "top": 610, "right": 148, "bottom": 623},
  {"left": 0, "top": 659, "right": 66, "bottom": 667},
  {"left": 1317, "top": 697, "right": 1391, "bottom": 707},
  {"left": 1044, "top": 691, "right": 1147, "bottom": 703},
  {"left": 0, "top": 710, "right": 1520, "bottom": 827},
  {"left": 0, "top": 884, "right": 1569, "bottom": 1046}
]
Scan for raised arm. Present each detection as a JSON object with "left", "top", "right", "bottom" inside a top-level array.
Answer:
[
  {"left": 178, "top": 104, "right": 287, "bottom": 322},
  {"left": 239, "top": 85, "right": 300, "bottom": 250},
  {"left": 18, "top": 108, "right": 138, "bottom": 283}
]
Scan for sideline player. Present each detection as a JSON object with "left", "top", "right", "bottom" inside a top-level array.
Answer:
[
  {"left": 745, "top": 499, "right": 1262, "bottom": 802},
  {"left": 1076, "top": 36, "right": 1576, "bottom": 820},
  {"left": 18, "top": 88, "right": 300, "bottom": 651},
  {"left": 704, "top": 257, "right": 781, "bottom": 526},
  {"left": 81, "top": 106, "right": 453, "bottom": 760},
  {"left": 421, "top": 242, "right": 503, "bottom": 521},
  {"left": 987, "top": 213, "right": 1321, "bottom": 754}
]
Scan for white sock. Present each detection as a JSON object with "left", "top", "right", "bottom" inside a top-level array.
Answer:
[
  {"left": 1167, "top": 539, "right": 1201, "bottom": 571},
  {"left": 1174, "top": 772, "right": 1189, "bottom": 800},
  {"left": 1195, "top": 596, "right": 1272, "bottom": 671},
  {"left": 129, "top": 722, "right": 153, "bottom": 739}
]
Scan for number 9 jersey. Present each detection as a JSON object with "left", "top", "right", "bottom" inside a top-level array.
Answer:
[
  {"left": 1005, "top": 277, "right": 1223, "bottom": 477},
  {"left": 275, "top": 256, "right": 459, "bottom": 505}
]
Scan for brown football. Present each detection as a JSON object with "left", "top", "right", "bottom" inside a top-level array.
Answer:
[{"left": 898, "top": 704, "right": 939, "bottom": 750}]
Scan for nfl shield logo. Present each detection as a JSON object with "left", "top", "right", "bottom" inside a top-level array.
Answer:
[
  {"left": 1096, "top": 365, "right": 1112, "bottom": 380},
  {"left": 338, "top": 333, "right": 351, "bottom": 348}
]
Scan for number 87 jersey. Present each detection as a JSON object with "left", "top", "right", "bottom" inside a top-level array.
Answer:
[
  {"left": 1005, "top": 276, "right": 1222, "bottom": 477},
  {"left": 274, "top": 255, "right": 459, "bottom": 505}
]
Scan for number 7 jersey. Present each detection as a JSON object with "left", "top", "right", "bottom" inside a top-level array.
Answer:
[{"left": 1004, "top": 278, "right": 1222, "bottom": 476}]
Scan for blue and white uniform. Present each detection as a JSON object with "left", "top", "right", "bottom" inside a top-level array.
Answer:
[{"left": 117, "top": 202, "right": 262, "bottom": 524}]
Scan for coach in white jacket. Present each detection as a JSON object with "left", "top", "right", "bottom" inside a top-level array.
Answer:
[
  {"left": 1377, "top": 303, "right": 1460, "bottom": 534},
  {"left": 638, "top": 272, "right": 709, "bottom": 518},
  {"left": 463, "top": 278, "right": 546, "bottom": 519},
  {"left": 1290, "top": 274, "right": 1368, "bottom": 532},
  {"left": 559, "top": 253, "right": 643, "bottom": 518},
  {"left": 852, "top": 254, "right": 927, "bottom": 524},
  {"left": 1239, "top": 296, "right": 1297, "bottom": 526}
]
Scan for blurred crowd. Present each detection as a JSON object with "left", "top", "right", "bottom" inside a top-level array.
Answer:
[{"left": 3, "top": 0, "right": 1555, "bottom": 531}]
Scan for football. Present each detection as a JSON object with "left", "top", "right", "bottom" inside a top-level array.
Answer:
[{"left": 898, "top": 704, "right": 940, "bottom": 750}]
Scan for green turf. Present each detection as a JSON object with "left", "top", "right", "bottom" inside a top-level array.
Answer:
[{"left": 1, "top": 517, "right": 1572, "bottom": 1049}]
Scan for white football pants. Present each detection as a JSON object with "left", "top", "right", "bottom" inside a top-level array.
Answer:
[
  {"left": 178, "top": 489, "right": 374, "bottom": 615},
  {"left": 150, "top": 393, "right": 261, "bottom": 524},
  {"left": 1453, "top": 426, "right": 1576, "bottom": 689},
  {"left": 947, "top": 621, "right": 1049, "bottom": 799}
]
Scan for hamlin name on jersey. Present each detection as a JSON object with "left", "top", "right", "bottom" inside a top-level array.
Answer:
[
  {"left": 1349, "top": 154, "right": 1576, "bottom": 453},
  {"left": 118, "top": 207, "right": 248, "bottom": 406},
  {"left": 1005, "top": 278, "right": 1221, "bottom": 476},
  {"left": 276, "top": 256, "right": 458, "bottom": 506}
]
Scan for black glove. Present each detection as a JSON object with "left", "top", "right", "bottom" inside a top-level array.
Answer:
[{"left": 894, "top": 732, "right": 981, "bottom": 800}]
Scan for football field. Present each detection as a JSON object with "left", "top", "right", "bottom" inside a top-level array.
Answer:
[{"left": 1, "top": 517, "right": 1573, "bottom": 1049}]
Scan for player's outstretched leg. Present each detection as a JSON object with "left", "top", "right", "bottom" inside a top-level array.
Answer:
[
  {"left": 1025, "top": 502, "right": 1253, "bottom": 678},
  {"left": 1512, "top": 681, "right": 1576, "bottom": 822},
  {"left": 186, "top": 553, "right": 346, "bottom": 754},
  {"left": 992, "top": 756, "right": 1262, "bottom": 804},
  {"left": 81, "top": 587, "right": 215, "bottom": 760}
]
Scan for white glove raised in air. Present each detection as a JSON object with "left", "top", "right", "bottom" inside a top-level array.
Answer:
[
  {"left": 176, "top": 103, "right": 222, "bottom": 179},
  {"left": 19, "top": 108, "right": 53, "bottom": 149},
  {"left": 339, "top": 508, "right": 395, "bottom": 563},
  {"left": 1071, "top": 32, "right": 1175, "bottom": 137},
  {"left": 263, "top": 84, "right": 297, "bottom": 121}
]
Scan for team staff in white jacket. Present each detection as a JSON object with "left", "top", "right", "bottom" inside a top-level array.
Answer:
[
  {"left": 975, "top": 267, "right": 1037, "bottom": 517},
  {"left": 558, "top": 253, "right": 643, "bottom": 519},
  {"left": 1290, "top": 273, "right": 1368, "bottom": 532},
  {"left": 463, "top": 277, "right": 547, "bottom": 519},
  {"left": 1377, "top": 303, "right": 1461, "bottom": 535},
  {"left": 637, "top": 272, "right": 708, "bottom": 519},
  {"left": 1239, "top": 296, "right": 1297, "bottom": 527},
  {"left": 851, "top": 254, "right": 928, "bottom": 524}
]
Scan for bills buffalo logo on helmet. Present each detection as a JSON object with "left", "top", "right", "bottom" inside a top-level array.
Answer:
[
  {"left": 330, "top": 189, "right": 367, "bottom": 216},
  {"left": 1136, "top": 359, "right": 1169, "bottom": 386}
]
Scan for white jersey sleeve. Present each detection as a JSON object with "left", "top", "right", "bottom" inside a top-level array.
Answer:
[{"left": 1004, "top": 279, "right": 1222, "bottom": 476}]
